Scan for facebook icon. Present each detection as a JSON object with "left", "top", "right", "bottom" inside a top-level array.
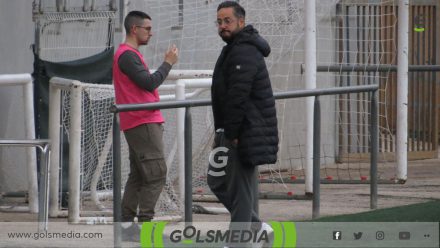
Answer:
[{"left": 333, "top": 231, "right": 342, "bottom": 240}]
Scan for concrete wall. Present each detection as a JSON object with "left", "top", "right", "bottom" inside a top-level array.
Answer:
[{"left": 0, "top": 0, "right": 35, "bottom": 192}]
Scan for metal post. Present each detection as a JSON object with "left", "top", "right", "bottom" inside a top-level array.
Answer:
[
  {"left": 37, "top": 146, "right": 45, "bottom": 230},
  {"left": 396, "top": 0, "right": 409, "bottom": 182},
  {"left": 176, "top": 81, "right": 186, "bottom": 205},
  {"left": 119, "top": 0, "right": 127, "bottom": 42},
  {"left": 23, "top": 76, "right": 39, "bottom": 214},
  {"left": 312, "top": 96, "right": 321, "bottom": 219},
  {"left": 37, "top": 0, "right": 43, "bottom": 13},
  {"left": 48, "top": 83, "right": 61, "bottom": 217},
  {"left": 34, "top": 17, "right": 40, "bottom": 56},
  {"left": 38, "top": 144, "right": 51, "bottom": 232},
  {"left": 112, "top": 114, "right": 122, "bottom": 248},
  {"left": 304, "top": 0, "right": 317, "bottom": 195},
  {"left": 0, "top": 140, "right": 50, "bottom": 232},
  {"left": 178, "top": 0, "right": 184, "bottom": 26},
  {"left": 370, "top": 91, "right": 378, "bottom": 209},
  {"left": 184, "top": 107, "right": 192, "bottom": 223},
  {"left": 56, "top": 0, "right": 66, "bottom": 12},
  {"left": 68, "top": 82, "right": 82, "bottom": 223},
  {"left": 109, "top": 0, "right": 117, "bottom": 11},
  {"left": 83, "top": 0, "right": 91, "bottom": 11}
]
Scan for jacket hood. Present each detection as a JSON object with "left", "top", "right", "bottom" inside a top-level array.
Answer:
[{"left": 233, "top": 25, "right": 271, "bottom": 57}]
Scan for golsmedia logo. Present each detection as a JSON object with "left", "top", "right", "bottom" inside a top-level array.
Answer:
[
  {"left": 170, "top": 225, "right": 268, "bottom": 244},
  {"left": 207, "top": 146, "right": 229, "bottom": 177},
  {"left": 140, "top": 221, "right": 297, "bottom": 248}
]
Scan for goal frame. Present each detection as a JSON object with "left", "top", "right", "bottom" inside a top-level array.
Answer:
[
  {"left": 48, "top": 70, "right": 212, "bottom": 223},
  {"left": 0, "top": 73, "right": 39, "bottom": 213}
]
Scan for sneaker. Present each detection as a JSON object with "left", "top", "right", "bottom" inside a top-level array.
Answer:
[
  {"left": 261, "top": 222, "right": 274, "bottom": 235},
  {"left": 254, "top": 222, "right": 274, "bottom": 248},
  {"left": 121, "top": 223, "right": 140, "bottom": 242}
]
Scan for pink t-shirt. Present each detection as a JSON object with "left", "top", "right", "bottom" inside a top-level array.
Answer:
[{"left": 113, "top": 44, "right": 164, "bottom": 131}]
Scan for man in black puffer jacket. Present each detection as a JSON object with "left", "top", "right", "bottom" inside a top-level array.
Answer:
[{"left": 208, "top": 0, "right": 279, "bottom": 237}]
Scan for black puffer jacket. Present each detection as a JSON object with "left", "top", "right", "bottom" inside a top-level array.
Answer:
[{"left": 211, "top": 25, "right": 279, "bottom": 167}]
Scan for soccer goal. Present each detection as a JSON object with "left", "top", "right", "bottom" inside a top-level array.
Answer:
[
  {"left": 0, "top": 74, "right": 38, "bottom": 213},
  {"left": 48, "top": 71, "right": 212, "bottom": 223}
]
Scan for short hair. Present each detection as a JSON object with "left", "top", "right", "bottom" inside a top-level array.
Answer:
[
  {"left": 124, "top": 11, "right": 151, "bottom": 34},
  {"left": 217, "top": 1, "right": 245, "bottom": 19}
]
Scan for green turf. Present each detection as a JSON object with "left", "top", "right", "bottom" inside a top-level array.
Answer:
[{"left": 313, "top": 200, "right": 440, "bottom": 222}]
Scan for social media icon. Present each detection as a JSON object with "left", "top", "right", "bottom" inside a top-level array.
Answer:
[
  {"left": 353, "top": 232, "right": 363, "bottom": 240},
  {"left": 333, "top": 231, "right": 342, "bottom": 240},
  {"left": 399, "top": 231, "right": 411, "bottom": 240},
  {"left": 376, "top": 231, "right": 385, "bottom": 240}
]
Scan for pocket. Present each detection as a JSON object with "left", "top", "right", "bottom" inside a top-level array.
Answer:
[
  {"left": 139, "top": 157, "right": 167, "bottom": 182},
  {"left": 155, "top": 159, "right": 167, "bottom": 179}
]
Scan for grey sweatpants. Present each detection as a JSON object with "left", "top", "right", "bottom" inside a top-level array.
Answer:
[{"left": 207, "top": 131, "right": 260, "bottom": 224}]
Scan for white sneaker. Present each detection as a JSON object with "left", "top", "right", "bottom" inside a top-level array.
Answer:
[
  {"left": 261, "top": 222, "right": 274, "bottom": 234},
  {"left": 254, "top": 222, "right": 274, "bottom": 248}
]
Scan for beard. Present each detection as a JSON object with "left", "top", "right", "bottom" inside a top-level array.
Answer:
[
  {"left": 219, "top": 25, "right": 241, "bottom": 42},
  {"left": 219, "top": 30, "right": 233, "bottom": 42}
]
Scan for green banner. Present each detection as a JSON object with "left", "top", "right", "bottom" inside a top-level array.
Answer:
[{"left": 140, "top": 221, "right": 297, "bottom": 248}]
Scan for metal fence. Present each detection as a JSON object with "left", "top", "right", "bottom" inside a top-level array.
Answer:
[{"left": 110, "top": 84, "right": 378, "bottom": 227}]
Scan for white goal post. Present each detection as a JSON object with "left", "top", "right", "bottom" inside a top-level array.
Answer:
[
  {"left": 48, "top": 70, "right": 212, "bottom": 223},
  {"left": 0, "top": 73, "right": 38, "bottom": 213}
]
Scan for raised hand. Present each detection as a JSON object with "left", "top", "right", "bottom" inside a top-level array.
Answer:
[{"left": 164, "top": 44, "right": 179, "bottom": 65}]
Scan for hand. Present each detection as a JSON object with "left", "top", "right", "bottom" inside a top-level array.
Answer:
[{"left": 164, "top": 44, "right": 178, "bottom": 65}]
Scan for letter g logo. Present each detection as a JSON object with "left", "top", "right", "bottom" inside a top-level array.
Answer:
[{"left": 208, "top": 147, "right": 229, "bottom": 177}]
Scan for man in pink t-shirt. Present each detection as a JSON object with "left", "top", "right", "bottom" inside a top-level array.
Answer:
[{"left": 113, "top": 10, "right": 178, "bottom": 241}]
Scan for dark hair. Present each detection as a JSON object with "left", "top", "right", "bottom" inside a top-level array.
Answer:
[
  {"left": 124, "top": 11, "right": 151, "bottom": 34},
  {"left": 217, "top": 1, "right": 245, "bottom": 19}
]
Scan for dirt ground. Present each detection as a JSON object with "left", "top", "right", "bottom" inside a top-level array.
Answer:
[
  {"left": 194, "top": 157, "right": 440, "bottom": 222},
  {"left": 0, "top": 158, "right": 439, "bottom": 247},
  {"left": 1, "top": 158, "right": 439, "bottom": 223}
]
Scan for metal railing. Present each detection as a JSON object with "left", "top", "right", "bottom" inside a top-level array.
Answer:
[
  {"left": 110, "top": 84, "right": 379, "bottom": 223},
  {"left": 0, "top": 73, "right": 51, "bottom": 232},
  {"left": 0, "top": 139, "right": 51, "bottom": 232},
  {"left": 301, "top": 64, "right": 440, "bottom": 73}
]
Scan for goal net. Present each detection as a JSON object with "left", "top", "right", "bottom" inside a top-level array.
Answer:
[
  {"left": 44, "top": 0, "right": 399, "bottom": 221},
  {"left": 50, "top": 78, "right": 211, "bottom": 221},
  {"left": 126, "top": 0, "right": 398, "bottom": 195}
]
